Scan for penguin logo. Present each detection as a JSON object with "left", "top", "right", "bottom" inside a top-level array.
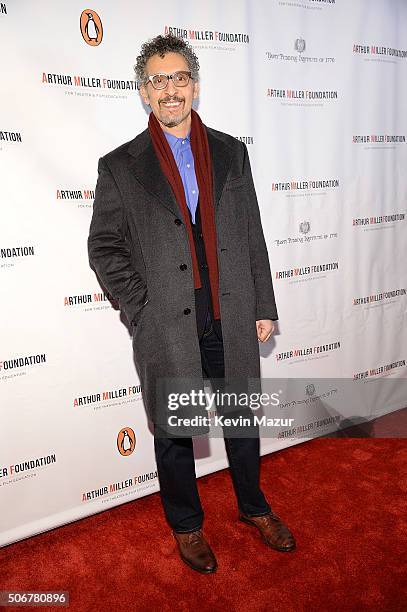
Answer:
[
  {"left": 80, "top": 9, "right": 103, "bottom": 46},
  {"left": 117, "top": 427, "right": 136, "bottom": 456}
]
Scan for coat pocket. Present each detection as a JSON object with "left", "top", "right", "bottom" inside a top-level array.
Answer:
[{"left": 132, "top": 298, "right": 150, "bottom": 330}]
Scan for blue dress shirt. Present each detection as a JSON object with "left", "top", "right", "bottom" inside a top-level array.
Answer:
[{"left": 163, "top": 130, "right": 199, "bottom": 224}]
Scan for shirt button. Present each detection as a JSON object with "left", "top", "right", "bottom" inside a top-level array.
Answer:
[
  {"left": 183, "top": 307, "right": 191, "bottom": 315},
  {"left": 192, "top": 190, "right": 196, "bottom": 194},
  {"left": 199, "top": 233, "right": 203, "bottom": 239},
  {"left": 187, "top": 164, "right": 191, "bottom": 168},
  {"left": 182, "top": 140, "right": 185, "bottom": 145}
]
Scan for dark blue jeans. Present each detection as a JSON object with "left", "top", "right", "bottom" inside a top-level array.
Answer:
[{"left": 153, "top": 309, "right": 272, "bottom": 533}]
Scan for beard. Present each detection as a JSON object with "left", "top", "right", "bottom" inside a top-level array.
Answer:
[{"left": 158, "top": 95, "right": 189, "bottom": 128}]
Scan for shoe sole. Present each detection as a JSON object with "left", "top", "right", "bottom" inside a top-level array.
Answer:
[
  {"left": 239, "top": 515, "right": 296, "bottom": 552},
  {"left": 179, "top": 553, "right": 218, "bottom": 574}
]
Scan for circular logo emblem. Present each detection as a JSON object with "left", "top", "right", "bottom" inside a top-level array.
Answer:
[
  {"left": 299, "top": 220, "right": 311, "bottom": 235},
  {"left": 305, "top": 384, "right": 316, "bottom": 397},
  {"left": 294, "top": 38, "right": 306, "bottom": 54},
  {"left": 80, "top": 9, "right": 103, "bottom": 46},
  {"left": 117, "top": 427, "right": 136, "bottom": 456}
]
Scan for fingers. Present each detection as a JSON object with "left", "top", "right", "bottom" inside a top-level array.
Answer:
[
  {"left": 256, "top": 321, "right": 275, "bottom": 342},
  {"left": 257, "top": 326, "right": 274, "bottom": 342}
]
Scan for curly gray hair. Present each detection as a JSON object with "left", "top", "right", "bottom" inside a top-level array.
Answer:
[{"left": 134, "top": 33, "right": 200, "bottom": 84}]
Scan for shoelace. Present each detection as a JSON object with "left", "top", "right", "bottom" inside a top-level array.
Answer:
[
  {"left": 254, "top": 512, "right": 280, "bottom": 524},
  {"left": 187, "top": 530, "right": 203, "bottom": 545}
]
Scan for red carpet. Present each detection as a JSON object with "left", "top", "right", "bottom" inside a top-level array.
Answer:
[{"left": 1, "top": 436, "right": 406, "bottom": 612}]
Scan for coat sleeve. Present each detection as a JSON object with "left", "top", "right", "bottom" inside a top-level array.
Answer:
[
  {"left": 87, "top": 157, "right": 148, "bottom": 326},
  {"left": 241, "top": 142, "right": 279, "bottom": 321}
]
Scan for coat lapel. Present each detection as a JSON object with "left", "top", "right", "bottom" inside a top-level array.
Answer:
[
  {"left": 127, "top": 124, "right": 232, "bottom": 217},
  {"left": 206, "top": 127, "right": 232, "bottom": 209},
  {"left": 128, "top": 129, "right": 181, "bottom": 218}
]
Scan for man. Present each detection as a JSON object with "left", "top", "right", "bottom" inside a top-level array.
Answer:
[{"left": 88, "top": 33, "right": 295, "bottom": 574}]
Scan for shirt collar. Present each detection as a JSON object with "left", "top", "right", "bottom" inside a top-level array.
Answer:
[{"left": 163, "top": 129, "right": 191, "bottom": 148}]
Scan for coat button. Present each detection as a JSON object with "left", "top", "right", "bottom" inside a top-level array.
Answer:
[
  {"left": 180, "top": 263, "right": 187, "bottom": 270},
  {"left": 174, "top": 218, "right": 182, "bottom": 225},
  {"left": 183, "top": 308, "right": 191, "bottom": 315}
]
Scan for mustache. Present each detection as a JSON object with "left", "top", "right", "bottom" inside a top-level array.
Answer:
[{"left": 159, "top": 96, "right": 184, "bottom": 104}]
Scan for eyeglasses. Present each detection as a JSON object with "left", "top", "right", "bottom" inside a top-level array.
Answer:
[{"left": 145, "top": 71, "right": 192, "bottom": 90}]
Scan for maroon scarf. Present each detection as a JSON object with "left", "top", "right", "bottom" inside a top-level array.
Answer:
[{"left": 148, "top": 108, "right": 220, "bottom": 319}]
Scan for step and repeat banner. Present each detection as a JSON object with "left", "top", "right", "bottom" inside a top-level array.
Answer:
[{"left": 1, "top": 0, "right": 406, "bottom": 547}]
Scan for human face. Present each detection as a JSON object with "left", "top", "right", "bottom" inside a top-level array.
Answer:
[{"left": 140, "top": 52, "right": 199, "bottom": 137}]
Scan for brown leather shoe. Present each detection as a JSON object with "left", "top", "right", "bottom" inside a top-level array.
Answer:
[
  {"left": 239, "top": 511, "right": 296, "bottom": 552},
  {"left": 173, "top": 529, "right": 218, "bottom": 574}
]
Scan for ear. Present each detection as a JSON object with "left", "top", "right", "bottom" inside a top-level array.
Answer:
[
  {"left": 192, "top": 80, "right": 200, "bottom": 100},
  {"left": 140, "top": 83, "right": 150, "bottom": 106}
]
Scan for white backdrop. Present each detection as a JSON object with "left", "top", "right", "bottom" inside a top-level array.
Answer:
[{"left": 1, "top": 0, "right": 406, "bottom": 548}]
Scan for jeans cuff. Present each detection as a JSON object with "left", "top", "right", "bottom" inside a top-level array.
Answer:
[
  {"left": 173, "top": 525, "right": 203, "bottom": 534},
  {"left": 240, "top": 509, "right": 271, "bottom": 518}
]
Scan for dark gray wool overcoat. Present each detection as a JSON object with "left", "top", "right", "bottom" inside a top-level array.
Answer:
[{"left": 88, "top": 124, "right": 278, "bottom": 436}]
